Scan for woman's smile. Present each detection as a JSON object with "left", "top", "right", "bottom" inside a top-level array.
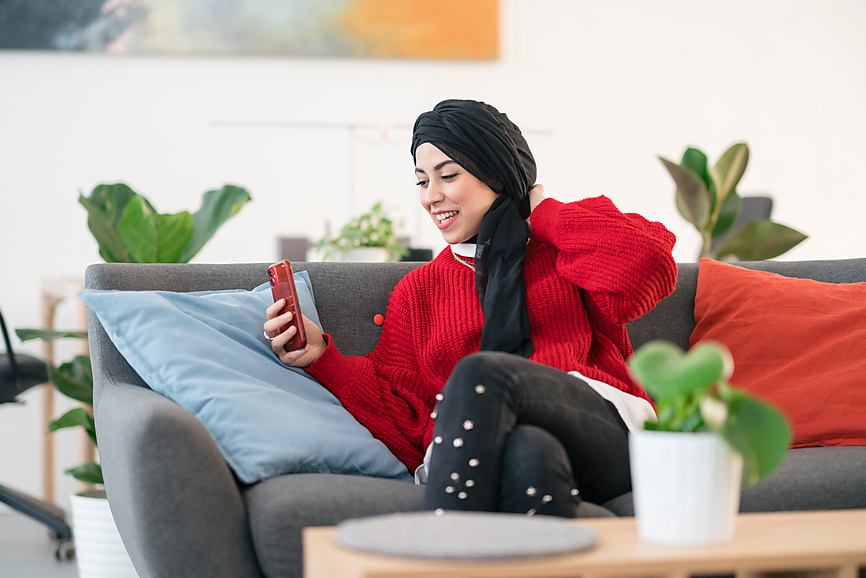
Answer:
[{"left": 434, "top": 210, "right": 459, "bottom": 229}]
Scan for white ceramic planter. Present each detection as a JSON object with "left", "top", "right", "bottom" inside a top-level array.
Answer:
[
  {"left": 70, "top": 490, "right": 139, "bottom": 578},
  {"left": 334, "top": 247, "right": 390, "bottom": 262},
  {"left": 629, "top": 430, "right": 743, "bottom": 546}
]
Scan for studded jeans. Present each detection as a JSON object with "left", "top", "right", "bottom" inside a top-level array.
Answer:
[{"left": 423, "top": 351, "right": 631, "bottom": 517}]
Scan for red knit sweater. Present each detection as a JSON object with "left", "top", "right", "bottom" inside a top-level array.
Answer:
[{"left": 306, "top": 197, "right": 677, "bottom": 471}]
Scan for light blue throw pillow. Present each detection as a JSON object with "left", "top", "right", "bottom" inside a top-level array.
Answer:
[{"left": 79, "top": 272, "right": 411, "bottom": 484}]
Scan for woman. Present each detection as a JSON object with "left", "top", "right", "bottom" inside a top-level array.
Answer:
[{"left": 264, "top": 99, "right": 677, "bottom": 516}]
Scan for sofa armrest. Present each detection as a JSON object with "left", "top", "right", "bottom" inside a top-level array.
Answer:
[
  {"left": 89, "top": 309, "right": 264, "bottom": 578},
  {"left": 95, "top": 374, "right": 265, "bottom": 578}
]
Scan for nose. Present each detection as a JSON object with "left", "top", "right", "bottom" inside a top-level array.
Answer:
[{"left": 421, "top": 181, "right": 445, "bottom": 208}]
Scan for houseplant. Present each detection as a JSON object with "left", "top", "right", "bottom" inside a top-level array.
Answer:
[
  {"left": 318, "top": 201, "right": 408, "bottom": 262},
  {"left": 659, "top": 143, "right": 807, "bottom": 260},
  {"left": 16, "top": 182, "right": 251, "bottom": 575},
  {"left": 79, "top": 182, "right": 251, "bottom": 263},
  {"left": 14, "top": 328, "right": 138, "bottom": 576},
  {"left": 627, "top": 340, "right": 791, "bottom": 545}
]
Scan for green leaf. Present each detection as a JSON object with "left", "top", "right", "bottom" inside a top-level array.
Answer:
[
  {"left": 65, "top": 462, "right": 103, "bottom": 485},
  {"left": 629, "top": 341, "right": 730, "bottom": 401},
  {"left": 154, "top": 211, "right": 194, "bottom": 263},
  {"left": 116, "top": 195, "right": 196, "bottom": 263},
  {"left": 79, "top": 184, "right": 141, "bottom": 263},
  {"left": 49, "top": 356, "right": 93, "bottom": 405},
  {"left": 660, "top": 157, "right": 711, "bottom": 231},
  {"left": 710, "top": 143, "right": 749, "bottom": 205},
  {"left": 720, "top": 392, "right": 791, "bottom": 486},
  {"left": 713, "top": 219, "right": 808, "bottom": 261},
  {"left": 180, "top": 185, "right": 251, "bottom": 263},
  {"left": 48, "top": 407, "right": 96, "bottom": 445},
  {"left": 710, "top": 190, "right": 742, "bottom": 238},
  {"left": 680, "top": 147, "right": 712, "bottom": 199},
  {"left": 117, "top": 195, "right": 158, "bottom": 263},
  {"left": 15, "top": 328, "right": 88, "bottom": 342}
]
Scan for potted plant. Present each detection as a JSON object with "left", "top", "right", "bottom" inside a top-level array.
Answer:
[
  {"left": 317, "top": 201, "right": 408, "bottom": 262},
  {"left": 15, "top": 327, "right": 141, "bottom": 576},
  {"left": 659, "top": 143, "right": 807, "bottom": 260},
  {"left": 627, "top": 340, "right": 791, "bottom": 546},
  {"left": 16, "top": 182, "right": 251, "bottom": 576}
]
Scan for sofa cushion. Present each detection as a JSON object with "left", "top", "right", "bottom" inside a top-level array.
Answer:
[
  {"left": 690, "top": 258, "right": 866, "bottom": 448},
  {"left": 79, "top": 274, "right": 412, "bottom": 485},
  {"left": 242, "top": 474, "right": 424, "bottom": 578},
  {"left": 242, "top": 473, "right": 616, "bottom": 577}
]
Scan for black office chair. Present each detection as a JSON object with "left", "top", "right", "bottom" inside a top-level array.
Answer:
[{"left": 0, "top": 308, "right": 75, "bottom": 560}]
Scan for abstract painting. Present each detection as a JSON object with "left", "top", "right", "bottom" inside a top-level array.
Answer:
[{"left": 0, "top": 0, "right": 499, "bottom": 60}]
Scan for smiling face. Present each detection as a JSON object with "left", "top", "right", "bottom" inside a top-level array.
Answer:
[{"left": 415, "top": 143, "right": 499, "bottom": 245}]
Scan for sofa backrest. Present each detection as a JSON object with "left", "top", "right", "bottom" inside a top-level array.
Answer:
[{"left": 85, "top": 258, "right": 866, "bottom": 390}]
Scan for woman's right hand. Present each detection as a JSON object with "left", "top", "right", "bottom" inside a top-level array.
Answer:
[{"left": 264, "top": 300, "right": 326, "bottom": 368}]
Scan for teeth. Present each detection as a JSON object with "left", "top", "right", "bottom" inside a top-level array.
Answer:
[{"left": 436, "top": 211, "right": 457, "bottom": 222}]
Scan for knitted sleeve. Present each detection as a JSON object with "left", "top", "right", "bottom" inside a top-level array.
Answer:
[
  {"left": 304, "top": 277, "right": 432, "bottom": 470},
  {"left": 530, "top": 196, "right": 677, "bottom": 324}
]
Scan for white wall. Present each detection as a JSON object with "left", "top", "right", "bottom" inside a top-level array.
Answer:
[{"left": 1, "top": 0, "right": 864, "bottom": 513}]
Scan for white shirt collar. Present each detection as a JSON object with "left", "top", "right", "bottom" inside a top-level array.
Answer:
[{"left": 450, "top": 243, "right": 476, "bottom": 258}]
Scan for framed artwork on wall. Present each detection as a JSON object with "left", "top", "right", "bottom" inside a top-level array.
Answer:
[{"left": 0, "top": 0, "right": 499, "bottom": 60}]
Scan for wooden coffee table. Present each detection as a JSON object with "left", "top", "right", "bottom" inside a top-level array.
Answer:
[{"left": 303, "top": 509, "right": 866, "bottom": 578}]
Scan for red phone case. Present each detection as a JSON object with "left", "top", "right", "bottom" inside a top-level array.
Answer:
[{"left": 268, "top": 260, "right": 307, "bottom": 351}]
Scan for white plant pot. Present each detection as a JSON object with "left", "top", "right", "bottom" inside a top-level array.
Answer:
[
  {"left": 629, "top": 430, "right": 743, "bottom": 546},
  {"left": 334, "top": 247, "right": 390, "bottom": 262},
  {"left": 70, "top": 490, "right": 139, "bottom": 578}
]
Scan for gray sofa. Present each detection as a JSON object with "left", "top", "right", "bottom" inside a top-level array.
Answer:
[{"left": 86, "top": 259, "right": 866, "bottom": 578}]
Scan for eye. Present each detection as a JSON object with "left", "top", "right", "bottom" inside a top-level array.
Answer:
[
  {"left": 441, "top": 173, "right": 458, "bottom": 181},
  {"left": 415, "top": 179, "right": 428, "bottom": 187}
]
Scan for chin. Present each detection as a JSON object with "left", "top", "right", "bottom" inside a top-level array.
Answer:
[{"left": 440, "top": 231, "right": 464, "bottom": 245}]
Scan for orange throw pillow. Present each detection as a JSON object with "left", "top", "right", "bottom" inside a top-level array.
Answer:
[{"left": 690, "top": 258, "right": 866, "bottom": 448}]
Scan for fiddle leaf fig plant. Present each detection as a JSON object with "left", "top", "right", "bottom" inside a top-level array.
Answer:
[
  {"left": 15, "top": 182, "right": 253, "bottom": 484},
  {"left": 629, "top": 340, "right": 792, "bottom": 487},
  {"left": 79, "top": 183, "right": 251, "bottom": 263},
  {"left": 659, "top": 143, "right": 807, "bottom": 261}
]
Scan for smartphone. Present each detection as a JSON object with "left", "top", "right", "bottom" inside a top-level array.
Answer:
[{"left": 267, "top": 260, "right": 307, "bottom": 351}]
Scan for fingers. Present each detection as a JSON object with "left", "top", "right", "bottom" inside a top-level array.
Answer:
[
  {"left": 264, "top": 309, "right": 327, "bottom": 368},
  {"left": 263, "top": 303, "right": 292, "bottom": 339},
  {"left": 270, "top": 318, "right": 298, "bottom": 352},
  {"left": 529, "top": 184, "right": 546, "bottom": 211},
  {"left": 278, "top": 345, "right": 309, "bottom": 367},
  {"left": 265, "top": 299, "right": 284, "bottom": 320}
]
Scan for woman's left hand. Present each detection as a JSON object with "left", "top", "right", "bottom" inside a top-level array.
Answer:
[{"left": 527, "top": 184, "right": 545, "bottom": 227}]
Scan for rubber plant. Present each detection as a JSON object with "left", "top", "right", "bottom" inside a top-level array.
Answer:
[
  {"left": 16, "top": 183, "right": 252, "bottom": 483},
  {"left": 659, "top": 143, "right": 807, "bottom": 260},
  {"left": 629, "top": 340, "right": 792, "bottom": 487}
]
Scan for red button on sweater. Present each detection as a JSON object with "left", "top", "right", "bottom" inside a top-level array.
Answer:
[{"left": 305, "top": 197, "right": 677, "bottom": 471}]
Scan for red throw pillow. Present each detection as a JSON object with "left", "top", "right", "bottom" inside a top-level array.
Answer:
[{"left": 690, "top": 258, "right": 866, "bottom": 448}]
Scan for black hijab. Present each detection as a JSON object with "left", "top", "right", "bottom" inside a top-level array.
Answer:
[{"left": 411, "top": 99, "right": 536, "bottom": 358}]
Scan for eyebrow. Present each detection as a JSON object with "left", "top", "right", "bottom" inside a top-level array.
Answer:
[{"left": 415, "top": 159, "right": 458, "bottom": 174}]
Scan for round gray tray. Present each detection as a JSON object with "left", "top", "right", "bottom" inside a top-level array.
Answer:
[{"left": 336, "top": 511, "right": 598, "bottom": 559}]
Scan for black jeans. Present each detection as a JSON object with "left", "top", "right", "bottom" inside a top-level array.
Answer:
[{"left": 423, "top": 352, "right": 631, "bottom": 516}]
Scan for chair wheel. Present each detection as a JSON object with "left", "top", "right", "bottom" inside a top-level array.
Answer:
[{"left": 55, "top": 539, "right": 75, "bottom": 561}]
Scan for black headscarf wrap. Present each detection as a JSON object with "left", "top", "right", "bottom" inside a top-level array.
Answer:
[{"left": 411, "top": 99, "right": 536, "bottom": 358}]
